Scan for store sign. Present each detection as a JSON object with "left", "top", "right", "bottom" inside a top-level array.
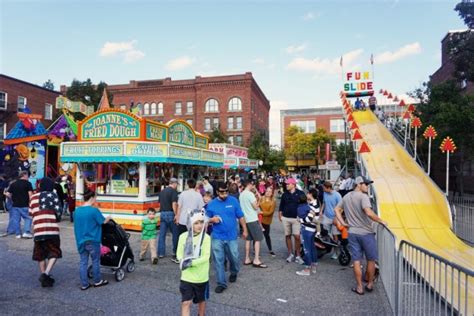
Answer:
[
  {"left": 202, "top": 150, "right": 224, "bottom": 163},
  {"left": 343, "top": 72, "right": 373, "bottom": 94},
  {"left": 62, "top": 143, "right": 124, "bottom": 156},
  {"left": 146, "top": 123, "right": 167, "bottom": 142},
  {"left": 168, "top": 121, "right": 195, "bottom": 147},
  {"left": 55, "top": 96, "right": 93, "bottom": 115},
  {"left": 169, "top": 146, "right": 201, "bottom": 160},
  {"left": 209, "top": 144, "right": 248, "bottom": 158},
  {"left": 239, "top": 158, "right": 249, "bottom": 167},
  {"left": 326, "top": 161, "right": 340, "bottom": 170},
  {"left": 111, "top": 180, "right": 127, "bottom": 194},
  {"left": 195, "top": 136, "right": 208, "bottom": 149},
  {"left": 248, "top": 160, "right": 258, "bottom": 168},
  {"left": 126, "top": 143, "right": 167, "bottom": 157},
  {"left": 81, "top": 112, "right": 140, "bottom": 140},
  {"left": 224, "top": 158, "right": 238, "bottom": 166}
]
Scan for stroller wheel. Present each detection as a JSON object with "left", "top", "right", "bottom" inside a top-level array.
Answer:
[
  {"left": 338, "top": 250, "right": 351, "bottom": 266},
  {"left": 126, "top": 261, "right": 136, "bottom": 273},
  {"left": 115, "top": 268, "right": 125, "bottom": 282}
]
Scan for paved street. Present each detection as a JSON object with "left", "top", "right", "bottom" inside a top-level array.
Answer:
[{"left": 0, "top": 212, "right": 391, "bottom": 315}]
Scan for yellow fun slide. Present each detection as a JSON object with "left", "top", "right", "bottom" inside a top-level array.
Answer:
[{"left": 352, "top": 110, "right": 473, "bottom": 313}]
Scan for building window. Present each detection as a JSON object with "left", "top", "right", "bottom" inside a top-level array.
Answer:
[
  {"left": 18, "top": 96, "right": 27, "bottom": 111},
  {"left": 0, "top": 92, "right": 6, "bottom": 110},
  {"left": 157, "top": 102, "right": 164, "bottom": 115},
  {"left": 175, "top": 102, "right": 182, "bottom": 115},
  {"left": 144, "top": 103, "right": 150, "bottom": 115},
  {"left": 235, "top": 135, "right": 243, "bottom": 146},
  {"left": 236, "top": 117, "right": 242, "bottom": 130},
  {"left": 204, "top": 118, "right": 211, "bottom": 131},
  {"left": 45, "top": 104, "right": 53, "bottom": 120},
  {"left": 186, "top": 101, "right": 193, "bottom": 114},
  {"left": 228, "top": 136, "right": 234, "bottom": 144},
  {"left": 0, "top": 123, "right": 5, "bottom": 141},
  {"left": 290, "top": 120, "right": 316, "bottom": 133},
  {"left": 205, "top": 98, "right": 219, "bottom": 112},
  {"left": 330, "top": 119, "right": 345, "bottom": 133},
  {"left": 228, "top": 117, "right": 234, "bottom": 130},
  {"left": 119, "top": 104, "right": 127, "bottom": 110},
  {"left": 151, "top": 102, "right": 157, "bottom": 115},
  {"left": 186, "top": 119, "right": 193, "bottom": 127},
  {"left": 213, "top": 118, "right": 219, "bottom": 129},
  {"left": 228, "top": 97, "right": 242, "bottom": 111},
  {"left": 335, "top": 139, "right": 345, "bottom": 145}
]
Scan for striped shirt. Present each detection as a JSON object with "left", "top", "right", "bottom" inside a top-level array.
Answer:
[{"left": 29, "top": 192, "right": 60, "bottom": 241}]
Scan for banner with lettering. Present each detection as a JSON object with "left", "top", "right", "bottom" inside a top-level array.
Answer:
[
  {"left": 79, "top": 110, "right": 142, "bottom": 141},
  {"left": 343, "top": 71, "right": 374, "bottom": 98}
]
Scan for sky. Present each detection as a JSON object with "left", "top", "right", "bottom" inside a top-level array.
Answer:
[{"left": 0, "top": 0, "right": 466, "bottom": 146}]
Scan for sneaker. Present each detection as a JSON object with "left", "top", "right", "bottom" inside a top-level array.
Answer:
[
  {"left": 311, "top": 264, "right": 318, "bottom": 274},
  {"left": 15, "top": 235, "right": 21, "bottom": 239},
  {"left": 229, "top": 274, "right": 237, "bottom": 283},
  {"left": 215, "top": 286, "right": 226, "bottom": 294},
  {"left": 159, "top": 255, "right": 164, "bottom": 259},
  {"left": 286, "top": 254, "right": 295, "bottom": 263},
  {"left": 81, "top": 284, "right": 91, "bottom": 291},
  {"left": 295, "top": 256, "right": 305, "bottom": 265},
  {"left": 170, "top": 256, "right": 179, "bottom": 264},
  {"left": 93, "top": 279, "right": 109, "bottom": 287},
  {"left": 296, "top": 268, "right": 311, "bottom": 276},
  {"left": 1, "top": 232, "right": 10, "bottom": 237},
  {"left": 22, "top": 233, "right": 33, "bottom": 239},
  {"left": 330, "top": 253, "right": 338, "bottom": 260},
  {"left": 139, "top": 258, "right": 145, "bottom": 262},
  {"left": 152, "top": 258, "right": 158, "bottom": 265},
  {"left": 269, "top": 251, "right": 276, "bottom": 257}
]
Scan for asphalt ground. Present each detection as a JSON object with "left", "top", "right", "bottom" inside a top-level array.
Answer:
[{"left": 0, "top": 211, "right": 392, "bottom": 315}]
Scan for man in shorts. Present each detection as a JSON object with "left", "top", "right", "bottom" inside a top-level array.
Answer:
[
  {"left": 279, "top": 178, "right": 305, "bottom": 264},
  {"left": 239, "top": 179, "right": 267, "bottom": 268},
  {"left": 29, "top": 177, "right": 62, "bottom": 287},
  {"left": 335, "top": 176, "right": 387, "bottom": 295}
]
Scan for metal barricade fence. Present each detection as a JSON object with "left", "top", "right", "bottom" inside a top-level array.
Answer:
[
  {"left": 450, "top": 196, "right": 474, "bottom": 245},
  {"left": 376, "top": 225, "right": 474, "bottom": 315},
  {"left": 377, "top": 224, "right": 398, "bottom": 311}
]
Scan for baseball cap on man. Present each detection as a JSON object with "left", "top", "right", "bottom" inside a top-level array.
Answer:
[
  {"left": 285, "top": 178, "right": 297, "bottom": 185},
  {"left": 355, "top": 176, "right": 374, "bottom": 185},
  {"left": 169, "top": 177, "right": 178, "bottom": 184}
]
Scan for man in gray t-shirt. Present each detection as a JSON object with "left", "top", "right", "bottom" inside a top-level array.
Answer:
[
  {"left": 177, "top": 179, "right": 204, "bottom": 237},
  {"left": 335, "top": 176, "right": 387, "bottom": 295}
]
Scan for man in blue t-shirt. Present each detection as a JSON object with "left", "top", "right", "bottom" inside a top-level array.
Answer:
[
  {"left": 206, "top": 182, "right": 248, "bottom": 294},
  {"left": 321, "top": 181, "right": 342, "bottom": 259}
]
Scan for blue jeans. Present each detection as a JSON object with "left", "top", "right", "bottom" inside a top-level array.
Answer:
[
  {"left": 79, "top": 241, "right": 101, "bottom": 287},
  {"left": 302, "top": 228, "right": 317, "bottom": 266},
  {"left": 10, "top": 207, "right": 32, "bottom": 236},
  {"left": 157, "top": 211, "right": 178, "bottom": 257},
  {"left": 211, "top": 239, "right": 240, "bottom": 288}
]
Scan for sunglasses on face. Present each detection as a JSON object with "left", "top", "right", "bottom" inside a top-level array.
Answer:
[{"left": 218, "top": 190, "right": 228, "bottom": 194}]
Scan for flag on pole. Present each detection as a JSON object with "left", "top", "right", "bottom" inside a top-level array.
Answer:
[
  {"left": 340, "top": 56, "right": 343, "bottom": 67},
  {"left": 370, "top": 54, "right": 374, "bottom": 65}
]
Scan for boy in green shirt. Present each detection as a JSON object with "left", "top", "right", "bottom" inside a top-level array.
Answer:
[
  {"left": 177, "top": 209, "right": 211, "bottom": 316},
  {"left": 140, "top": 208, "right": 158, "bottom": 264}
]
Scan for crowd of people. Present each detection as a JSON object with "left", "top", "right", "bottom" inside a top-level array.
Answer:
[{"left": 0, "top": 169, "right": 386, "bottom": 316}]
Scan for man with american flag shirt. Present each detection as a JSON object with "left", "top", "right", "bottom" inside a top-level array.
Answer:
[{"left": 29, "top": 177, "right": 62, "bottom": 288}]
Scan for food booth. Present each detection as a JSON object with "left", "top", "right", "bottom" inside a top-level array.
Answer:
[
  {"left": 60, "top": 109, "right": 224, "bottom": 230},
  {"left": 208, "top": 143, "right": 259, "bottom": 181}
]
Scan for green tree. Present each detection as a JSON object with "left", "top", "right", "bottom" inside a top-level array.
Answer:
[
  {"left": 335, "top": 143, "right": 355, "bottom": 170},
  {"left": 263, "top": 146, "right": 287, "bottom": 173},
  {"left": 448, "top": 2, "right": 474, "bottom": 82},
  {"left": 248, "top": 130, "right": 269, "bottom": 162},
  {"left": 66, "top": 79, "right": 113, "bottom": 111},
  {"left": 42, "top": 79, "right": 55, "bottom": 91},
  {"left": 412, "top": 80, "right": 474, "bottom": 194},
  {"left": 207, "top": 126, "right": 229, "bottom": 143}
]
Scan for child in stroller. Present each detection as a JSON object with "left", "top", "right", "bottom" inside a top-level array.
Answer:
[
  {"left": 88, "top": 220, "right": 136, "bottom": 282},
  {"left": 314, "top": 218, "right": 351, "bottom": 266}
]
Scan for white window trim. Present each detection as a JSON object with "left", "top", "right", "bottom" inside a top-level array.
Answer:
[
  {"left": 236, "top": 116, "right": 243, "bottom": 130},
  {"left": 175, "top": 102, "right": 182, "bottom": 115},
  {"left": 228, "top": 117, "right": 234, "bottom": 130},
  {"left": 18, "top": 96, "right": 27, "bottom": 110},
  {"left": 150, "top": 102, "right": 157, "bottom": 115},
  {"left": 157, "top": 102, "right": 164, "bottom": 116},
  {"left": 205, "top": 99, "right": 219, "bottom": 113},
  {"left": 186, "top": 101, "right": 193, "bottom": 114},
  {"left": 330, "top": 118, "right": 345, "bottom": 133},
  {"left": 0, "top": 91, "right": 7, "bottom": 111},
  {"left": 204, "top": 118, "right": 211, "bottom": 131},
  {"left": 0, "top": 123, "right": 6, "bottom": 141},
  {"left": 45, "top": 103, "right": 53, "bottom": 120},
  {"left": 186, "top": 119, "right": 193, "bottom": 127},
  {"left": 228, "top": 97, "right": 243, "bottom": 112}
]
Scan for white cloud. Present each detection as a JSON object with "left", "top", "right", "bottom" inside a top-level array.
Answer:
[
  {"left": 165, "top": 56, "right": 196, "bottom": 71},
  {"left": 99, "top": 40, "right": 145, "bottom": 63},
  {"left": 302, "top": 12, "right": 315, "bottom": 21},
  {"left": 375, "top": 42, "right": 422, "bottom": 64},
  {"left": 286, "top": 43, "right": 307, "bottom": 54},
  {"left": 287, "top": 48, "right": 363, "bottom": 75},
  {"left": 252, "top": 58, "right": 265, "bottom": 64}
]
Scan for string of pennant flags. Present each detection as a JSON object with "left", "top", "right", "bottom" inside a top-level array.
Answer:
[{"left": 340, "top": 89, "right": 457, "bottom": 196}]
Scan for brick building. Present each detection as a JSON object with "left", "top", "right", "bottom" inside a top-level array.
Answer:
[
  {"left": 430, "top": 30, "right": 474, "bottom": 94},
  {"left": 280, "top": 107, "right": 346, "bottom": 170},
  {"left": 0, "top": 74, "right": 62, "bottom": 142},
  {"left": 103, "top": 72, "right": 270, "bottom": 147}
]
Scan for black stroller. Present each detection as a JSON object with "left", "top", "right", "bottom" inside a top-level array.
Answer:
[
  {"left": 88, "top": 220, "right": 135, "bottom": 282},
  {"left": 314, "top": 227, "right": 351, "bottom": 266}
]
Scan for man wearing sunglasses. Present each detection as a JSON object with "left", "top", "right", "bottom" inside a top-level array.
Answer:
[{"left": 206, "top": 182, "right": 248, "bottom": 294}]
